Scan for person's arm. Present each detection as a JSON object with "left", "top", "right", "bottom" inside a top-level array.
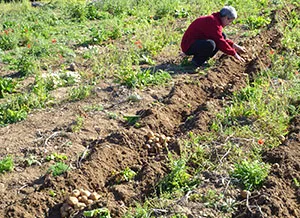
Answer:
[
  {"left": 234, "top": 53, "right": 245, "bottom": 62},
  {"left": 210, "top": 25, "right": 236, "bottom": 56},
  {"left": 233, "top": 43, "right": 246, "bottom": 53}
]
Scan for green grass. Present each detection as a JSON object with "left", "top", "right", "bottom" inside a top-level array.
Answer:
[
  {"left": 232, "top": 160, "right": 270, "bottom": 191},
  {"left": 0, "top": 0, "right": 299, "bottom": 217},
  {"left": 48, "top": 162, "right": 69, "bottom": 177},
  {"left": 0, "top": 156, "right": 14, "bottom": 174}
]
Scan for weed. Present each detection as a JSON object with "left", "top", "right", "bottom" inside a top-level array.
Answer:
[
  {"left": 231, "top": 160, "right": 270, "bottom": 190},
  {"left": 0, "top": 78, "right": 16, "bottom": 98},
  {"left": 117, "top": 68, "right": 172, "bottom": 88},
  {"left": 244, "top": 16, "right": 271, "bottom": 30},
  {"left": 83, "top": 104, "right": 104, "bottom": 112},
  {"left": 123, "top": 202, "right": 152, "bottom": 218},
  {"left": 117, "top": 167, "right": 136, "bottom": 182},
  {"left": 107, "top": 112, "right": 118, "bottom": 120},
  {"left": 0, "top": 156, "right": 14, "bottom": 174},
  {"left": 157, "top": 154, "right": 199, "bottom": 195},
  {"left": 49, "top": 189, "right": 56, "bottom": 197},
  {"left": 68, "top": 85, "right": 92, "bottom": 101},
  {"left": 83, "top": 207, "right": 111, "bottom": 218},
  {"left": 46, "top": 153, "right": 68, "bottom": 162},
  {"left": 25, "top": 155, "right": 40, "bottom": 166},
  {"left": 293, "top": 178, "right": 300, "bottom": 188},
  {"left": 71, "top": 116, "right": 84, "bottom": 132},
  {"left": 48, "top": 162, "right": 69, "bottom": 177},
  {"left": 17, "top": 55, "right": 36, "bottom": 77},
  {"left": 174, "top": 8, "right": 189, "bottom": 18},
  {"left": 202, "top": 189, "right": 222, "bottom": 208},
  {"left": 123, "top": 115, "right": 140, "bottom": 126}
]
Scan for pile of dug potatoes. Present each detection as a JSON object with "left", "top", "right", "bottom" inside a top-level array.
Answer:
[{"left": 60, "top": 188, "right": 100, "bottom": 217}]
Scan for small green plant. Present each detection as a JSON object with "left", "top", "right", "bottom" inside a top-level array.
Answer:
[
  {"left": 71, "top": 115, "right": 84, "bottom": 132},
  {"left": 123, "top": 115, "right": 140, "bottom": 125},
  {"left": 0, "top": 78, "right": 16, "bottom": 98},
  {"left": 157, "top": 155, "right": 198, "bottom": 194},
  {"left": 123, "top": 202, "right": 152, "bottom": 218},
  {"left": 107, "top": 112, "right": 118, "bottom": 119},
  {"left": 83, "top": 104, "right": 104, "bottom": 112},
  {"left": 242, "top": 15, "right": 271, "bottom": 30},
  {"left": 48, "top": 162, "right": 69, "bottom": 177},
  {"left": 232, "top": 160, "right": 270, "bottom": 190},
  {"left": 116, "top": 68, "right": 172, "bottom": 89},
  {"left": 46, "top": 153, "right": 68, "bottom": 162},
  {"left": 202, "top": 189, "right": 223, "bottom": 208},
  {"left": 69, "top": 85, "right": 92, "bottom": 101},
  {"left": 83, "top": 207, "right": 111, "bottom": 218},
  {"left": 118, "top": 167, "right": 136, "bottom": 182},
  {"left": 293, "top": 178, "right": 300, "bottom": 188},
  {"left": 0, "top": 156, "right": 14, "bottom": 174},
  {"left": 17, "top": 55, "right": 36, "bottom": 77},
  {"left": 174, "top": 8, "right": 189, "bottom": 18},
  {"left": 25, "top": 155, "right": 40, "bottom": 166},
  {"left": 49, "top": 189, "right": 56, "bottom": 197}
]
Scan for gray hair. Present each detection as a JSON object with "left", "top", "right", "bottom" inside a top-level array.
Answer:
[{"left": 220, "top": 6, "right": 237, "bottom": 19}]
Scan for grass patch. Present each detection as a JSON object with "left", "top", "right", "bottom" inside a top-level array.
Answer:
[{"left": 0, "top": 156, "right": 14, "bottom": 174}]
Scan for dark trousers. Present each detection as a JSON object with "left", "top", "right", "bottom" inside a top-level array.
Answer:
[{"left": 186, "top": 33, "right": 226, "bottom": 66}]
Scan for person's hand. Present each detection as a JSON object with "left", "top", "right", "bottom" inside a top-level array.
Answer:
[
  {"left": 233, "top": 44, "right": 246, "bottom": 53},
  {"left": 234, "top": 53, "right": 245, "bottom": 62}
]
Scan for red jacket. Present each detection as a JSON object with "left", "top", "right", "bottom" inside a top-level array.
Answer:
[{"left": 181, "top": 12, "right": 236, "bottom": 56}]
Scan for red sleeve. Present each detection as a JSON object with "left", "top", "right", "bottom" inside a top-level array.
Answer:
[
  {"left": 226, "top": 39, "right": 234, "bottom": 47},
  {"left": 210, "top": 24, "right": 236, "bottom": 56}
]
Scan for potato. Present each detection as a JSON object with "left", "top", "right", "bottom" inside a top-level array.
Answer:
[
  {"left": 90, "top": 192, "right": 100, "bottom": 201},
  {"left": 87, "top": 199, "right": 94, "bottom": 205},
  {"left": 143, "top": 144, "right": 151, "bottom": 149},
  {"left": 154, "top": 133, "right": 160, "bottom": 137},
  {"left": 154, "top": 137, "right": 160, "bottom": 143},
  {"left": 74, "top": 202, "right": 86, "bottom": 210},
  {"left": 159, "top": 135, "right": 166, "bottom": 143},
  {"left": 148, "top": 139, "right": 153, "bottom": 144},
  {"left": 71, "top": 189, "right": 80, "bottom": 197},
  {"left": 80, "top": 189, "right": 91, "bottom": 197},
  {"left": 166, "top": 136, "right": 171, "bottom": 142},
  {"left": 240, "top": 190, "right": 251, "bottom": 199},
  {"left": 79, "top": 195, "right": 89, "bottom": 204},
  {"left": 155, "top": 143, "right": 161, "bottom": 148},
  {"left": 66, "top": 196, "right": 79, "bottom": 206},
  {"left": 147, "top": 131, "right": 154, "bottom": 139}
]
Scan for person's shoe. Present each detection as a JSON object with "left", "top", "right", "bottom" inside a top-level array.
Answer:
[
  {"left": 191, "top": 59, "right": 201, "bottom": 67},
  {"left": 192, "top": 59, "right": 209, "bottom": 68}
]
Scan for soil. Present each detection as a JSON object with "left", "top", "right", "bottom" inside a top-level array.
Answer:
[{"left": 0, "top": 10, "right": 299, "bottom": 218}]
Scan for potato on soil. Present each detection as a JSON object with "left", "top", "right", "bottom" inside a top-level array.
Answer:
[
  {"left": 240, "top": 190, "right": 251, "bottom": 199},
  {"left": 143, "top": 144, "right": 151, "bottom": 149},
  {"left": 87, "top": 199, "right": 94, "bottom": 205},
  {"left": 147, "top": 131, "right": 154, "bottom": 139},
  {"left": 74, "top": 202, "right": 86, "bottom": 210},
  {"left": 159, "top": 134, "right": 166, "bottom": 143},
  {"left": 90, "top": 192, "right": 101, "bottom": 201},
  {"left": 71, "top": 189, "right": 80, "bottom": 197},
  {"left": 79, "top": 195, "right": 89, "bottom": 204},
  {"left": 66, "top": 196, "right": 79, "bottom": 206},
  {"left": 80, "top": 189, "right": 91, "bottom": 197}
]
